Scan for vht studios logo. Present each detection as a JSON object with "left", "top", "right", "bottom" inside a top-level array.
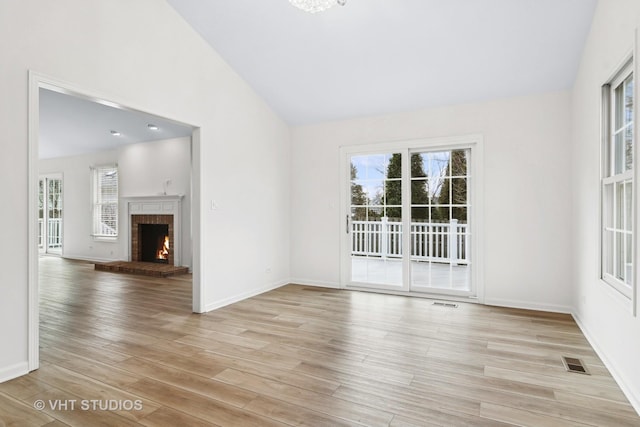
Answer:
[{"left": 34, "top": 399, "right": 143, "bottom": 411}]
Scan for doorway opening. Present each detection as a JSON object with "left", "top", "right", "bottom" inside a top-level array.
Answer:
[{"left": 27, "top": 72, "right": 202, "bottom": 372}]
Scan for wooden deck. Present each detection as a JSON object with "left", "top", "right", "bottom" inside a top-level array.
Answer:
[{"left": 0, "top": 257, "right": 638, "bottom": 426}]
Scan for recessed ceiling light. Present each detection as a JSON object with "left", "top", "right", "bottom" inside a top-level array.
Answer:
[
  {"left": 147, "top": 124, "right": 159, "bottom": 131},
  {"left": 110, "top": 130, "right": 121, "bottom": 136}
]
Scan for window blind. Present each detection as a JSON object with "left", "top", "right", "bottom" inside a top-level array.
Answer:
[{"left": 93, "top": 166, "right": 118, "bottom": 237}]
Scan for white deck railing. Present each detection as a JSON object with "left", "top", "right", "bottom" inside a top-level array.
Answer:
[
  {"left": 39, "top": 218, "right": 62, "bottom": 249},
  {"left": 352, "top": 218, "right": 468, "bottom": 265}
]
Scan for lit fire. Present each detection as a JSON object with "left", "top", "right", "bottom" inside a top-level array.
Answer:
[{"left": 157, "top": 236, "right": 170, "bottom": 260}]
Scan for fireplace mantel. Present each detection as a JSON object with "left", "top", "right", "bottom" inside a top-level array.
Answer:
[{"left": 123, "top": 195, "right": 184, "bottom": 266}]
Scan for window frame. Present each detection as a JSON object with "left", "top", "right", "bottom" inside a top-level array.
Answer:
[
  {"left": 91, "top": 165, "right": 119, "bottom": 241},
  {"left": 601, "top": 59, "right": 635, "bottom": 301}
]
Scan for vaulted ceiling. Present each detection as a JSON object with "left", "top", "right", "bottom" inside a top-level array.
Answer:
[
  {"left": 167, "top": 0, "right": 598, "bottom": 125},
  {"left": 40, "top": 1, "right": 598, "bottom": 158}
]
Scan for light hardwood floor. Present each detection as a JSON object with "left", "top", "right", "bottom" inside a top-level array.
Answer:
[{"left": 0, "top": 257, "right": 638, "bottom": 426}]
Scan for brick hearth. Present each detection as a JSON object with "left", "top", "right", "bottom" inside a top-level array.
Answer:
[{"left": 95, "top": 261, "right": 189, "bottom": 277}]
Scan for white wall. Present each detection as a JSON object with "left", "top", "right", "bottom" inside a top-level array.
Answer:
[
  {"left": 39, "top": 149, "right": 118, "bottom": 261},
  {"left": 0, "top": 0, "right": 290, "bottom": 381},
  {"left": 571, "top": 0, "right": 640, "bottom": 411},
  {"left": 291, "top": 91, "right": 573, "bottom": 312},
  {"left": 39, "top": 137, "right": 193, "bottom": 267}
]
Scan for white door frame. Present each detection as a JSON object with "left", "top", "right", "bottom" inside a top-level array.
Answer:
[
  {"left": 27, "top": 71, "right": 204, "bottom": 372},
  {"left": 339, "top": 135, "right": 484, "bottom": 302}
]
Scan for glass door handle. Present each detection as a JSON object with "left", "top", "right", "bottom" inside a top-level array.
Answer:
[{"left": 346, "top": 215, "right": 350, "bottom": 234}]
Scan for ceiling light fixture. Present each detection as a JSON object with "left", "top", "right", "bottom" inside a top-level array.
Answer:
[
  {"left": 110, "top": 130, "right": 121, "bottom": 136},
  {"left": 289, "top": 0, "right": 346, "bottom": 14},
  {"left": 147, "top": 124, "right": 159, "bottom": 131}
]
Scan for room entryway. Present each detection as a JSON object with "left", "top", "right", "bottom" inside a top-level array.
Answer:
[{"left": 27, "top": 73, "right": 203, "bottom": 374}]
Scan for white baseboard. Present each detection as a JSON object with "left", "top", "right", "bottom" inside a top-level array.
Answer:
[
  {"left": 61, "top": 255, "right": 120, "bottom": 263},
  {"left": 205, "top": 280, "right": 289, "bottom": 312},
  {"left": 483, "top": 297, "right": 572, "bottom": 314},
  {"left": 288, "top": 278, "right": 341, "bottom": 289},
  {"left": 0, "top": 362, "right": 28, "bottom": 384},
  {"left": 572, "top": 311, "right": 640, "bottom": 416}
]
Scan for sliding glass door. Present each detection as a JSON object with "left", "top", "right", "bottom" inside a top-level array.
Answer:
[
  {"left": 409, "top": 149, "right": 471, "bottom": 293},
  {"left": 341, "top": 138, "right": 480, "bottom": 298},
  {"left": 349, "top": 152, "right": 404, "bottom": 290}
]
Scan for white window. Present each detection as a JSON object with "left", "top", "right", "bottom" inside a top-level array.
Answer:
[
  {"left": 92, "top": 165, "right": 118, "bottom": 238},
  {"left": 602, "top": 60, "right": 634, "bottom": 298}
]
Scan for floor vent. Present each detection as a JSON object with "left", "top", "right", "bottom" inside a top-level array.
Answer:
[
  {"left": 562, "top": 356, "right": 590, "bottom": 375},
  {"left": 433, "top": 301, "right": 458, "bottom": 308}
]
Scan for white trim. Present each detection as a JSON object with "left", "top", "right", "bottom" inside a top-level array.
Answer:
[
  {"left": 289, "top": 278, "right": 341, "bottom": 289},
  {"left": 205, "top": 280, "right": 288, "bottom": 312},
  {"left": 294, "top": 279, "right": 482, "bottom": 304},
  {"left": 61, "top": 255, "right": 122, "bottom": 264},
  {"left": 28, "top": 71, "right": 40, "bottom": 372},
  {"left": 484, "top": 297, "right": 572, "bottom": 314},
  {"left": 191, "top": 128, "right": 205, "bottom": 313},
  {"left": 0, "top": 362, "right": 29, "bottom": 383},
  {"left": 347, "top": 285, "right": 482, "bottom": 304},
  {"left": 573, "top": 312, "right": 640, "bottom": 415},
  {"left": 27, "top": 71, "right": 203, "bottom": 373}
]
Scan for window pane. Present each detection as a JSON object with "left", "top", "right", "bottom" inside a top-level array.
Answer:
[
  {"left": 625, "top": 76, "right": 634, "bottom": 125},
  {"left": 616, "top": 232, "right": 625, "bottom": 281},
  {"left": 38, "top": 180, "right": 44, "bottom": 219},
  {"left": 616, "top": 182, "right": 624, "bottom": 230},
  {"left": 424, "top": 151, "right": 450, "bottom": 178},
  {"left": 411, "top": 207, "right": 429, "bottom": 222},
  {"left": 385, "top": 179, "right": 401, "bottom": 209},
  {"left": 386, "top": 154, "right": 402, "bottom": 179},
  {"left": 604, "top": 230, "right": 614, "bottom": 276},
  {"left": 351, "top": 179, "right": 368, "bottom": 206},
  {"left": 451, "top": 177, "right": 468, "bottom": 206},
  {"left": 433, "top": 206, "right": 450, "bottom": 223},
  {"left": 625, "top": 181, "right": 633, "bottom": 232},
  {"left": 625, "top": 233, "right": 633, "bottom": 285},
  {"left": 439, "top": 178, "right": 451, "bottom": 204},
  {"left": 410, "top": 153, "right": 427, "bottom": 178},
  {"left": 452, "top": 206, "right": 468, "bottom": 223},
  {"left": 368, "top": 206, "right": 383, "bottom": 219},
  {"left": 450, "top": 150, "right": 469, "bottom": 177},
  {"left": 615, "top": 83, "right": 624, "bottom": 130},
  {"left": 411, "top": 180, "right": 429, "bottom": 205},
  {"left": 351, "top": 154, "right": 385, "bottom": 180},
  {"left": 614, "top": 131, "right": 624, "bottom": 175},
  {"left": 603, "top": 183, "right": 614, "bottom": 228},
  {"left": 351, "top": 206, "right": 367, "bottom": 221},
  {"left": 625, "top": 124, "right": 633, "bottom": 172}
]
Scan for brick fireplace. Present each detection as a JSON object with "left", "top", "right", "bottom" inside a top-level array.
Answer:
[
  {"left": 131, "top": 214, "right": 175, "bottom": 265},
  {"left": 124, "top": 196, "right": 184, "bottom": 267}
]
